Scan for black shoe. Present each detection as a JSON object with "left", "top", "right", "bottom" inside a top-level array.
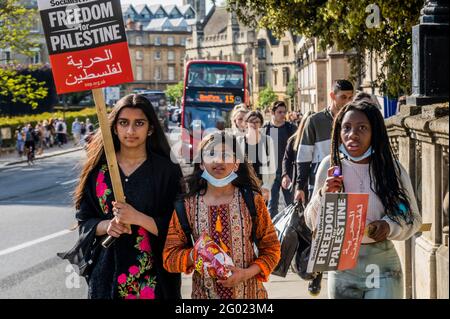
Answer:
[{"left": 308, "top": 273, "right": 322, "bottom": 296}]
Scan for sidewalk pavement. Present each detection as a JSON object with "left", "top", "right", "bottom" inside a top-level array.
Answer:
[
  {"left": 181, "top": 272, "right": 328, "bottom": 299},
  {"left": 0, "top": 143, "right": 83, "bottom": 169}
]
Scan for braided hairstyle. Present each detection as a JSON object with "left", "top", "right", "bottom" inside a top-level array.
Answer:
[{"left": 330, "top": 100, "right": 414, "bottom": 225}]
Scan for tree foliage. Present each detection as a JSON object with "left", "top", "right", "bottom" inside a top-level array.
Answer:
[
  {"left": 0, "top": 0, "right": 40, "bottom": 56},
  {"left": 0, "top": 0, "right": 47, "bottom": 108},
  {"left": 165, "top": 81, "right": 184, "bottom": 106},
  {"left": 257, "top": 86, "right": 277, "bottom": 109},
  {"left": 0, "top": 65, "right": 48, "bottom": 109},
  {"left": 227, "top": 0, "right": 424, "bottom": 97}
]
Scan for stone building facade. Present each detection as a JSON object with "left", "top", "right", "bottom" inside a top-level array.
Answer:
[
  {"left": 122, "top": 4, "right": 197, "bottom": 93},
  {"left": 295, "top": 38, "right": 352, "bottom": 114},
  {"left": 0, "top": 0, "right": 48, "bottom": 66},
  {"left": 185, "top": 5, "right": 299, "bottom": 110}
]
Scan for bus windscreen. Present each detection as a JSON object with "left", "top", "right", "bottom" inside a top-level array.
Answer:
[{"left": 187, "top": 63, "right": 244, "bottom": 89}]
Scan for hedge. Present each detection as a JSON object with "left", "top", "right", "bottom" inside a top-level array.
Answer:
[{"left": 0, "top": 107, "right": 100, "bottom": 147}]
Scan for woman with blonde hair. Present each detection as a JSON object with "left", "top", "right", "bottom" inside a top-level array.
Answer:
[{"left": 230, "top": 103, "right": 249, "bottom": 134}]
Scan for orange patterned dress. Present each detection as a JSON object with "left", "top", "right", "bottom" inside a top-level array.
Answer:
[{"left": 163, "top": 188, "right": 281, "bottom": 299}]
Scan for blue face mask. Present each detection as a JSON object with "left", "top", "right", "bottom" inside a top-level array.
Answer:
[
  {"left": 201, "top": 168, "right": 238, "bottom": 188},
  {"left": 339, "top": 144, "right": 374, "bottom": 162}
]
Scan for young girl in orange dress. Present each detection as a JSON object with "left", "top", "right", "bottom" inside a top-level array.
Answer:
[{"left": 163, "top": 131, "right": 281, "bottom": 299}]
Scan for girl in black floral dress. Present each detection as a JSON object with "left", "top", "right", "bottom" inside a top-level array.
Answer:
[{"left": 60, "top": 94, "right": 182, "bottom": 299}]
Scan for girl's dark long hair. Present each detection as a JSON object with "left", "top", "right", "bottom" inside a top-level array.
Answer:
[
  {"left": 330, "top": 100, "right": 414, "bottom": 225},
  {"left": 74, "top": 94, "right": 173, "bottom": 209},
  {"left": 182, "top": 131, "right": 261, "bottom": 198}
]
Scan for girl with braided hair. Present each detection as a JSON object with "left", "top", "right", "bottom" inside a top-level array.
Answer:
[{"left": 304, "top": 100, "right": 422, "bottom": 299}]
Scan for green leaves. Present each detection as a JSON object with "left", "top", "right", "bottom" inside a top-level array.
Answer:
[
  {"left": 0, "top": 0, "right": 46, "bottom": 108},
  {"left": 227, "top": 0, "right": 423, "bottom": 97},
  {"left": 257, "top": 86, "right": 277, "bottom": 109},
  {"left": 0, "top": 0, "right": 40, "bottom": 56},
  {"left": 0, "top": 67, "right": 48, "bottom": 109},
  {"left": 165, "top": 81, "right": 184, "bottom": 105}
]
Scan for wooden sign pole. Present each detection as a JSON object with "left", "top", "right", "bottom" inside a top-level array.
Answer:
[{"left": 92, "top": 88, "right": 128, "bottom": 248}]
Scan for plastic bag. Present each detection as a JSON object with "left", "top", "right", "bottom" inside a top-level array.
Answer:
[
  {"left": 290, "top": 204, "right": 318, "bottom": 281},
  {"left": 272, "top": 203, "right": 300, "bottom": 277},
  {"left": 193, "top": 232, "right": 234, "bottom": 280}
]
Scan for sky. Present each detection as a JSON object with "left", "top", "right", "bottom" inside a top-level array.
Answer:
[{"left": 123, "top": 0, "right": 216, "bottom": 11}]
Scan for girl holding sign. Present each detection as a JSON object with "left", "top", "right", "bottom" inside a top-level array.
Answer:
[
  {"left": 163, "top": 131, "right": 281, "bottom": 299},
  {"left": 304, "top": 100, "right": 422, "bottom": 299},
  {"left": 62, "top": 94, "right": 183, "bottom": 299}
]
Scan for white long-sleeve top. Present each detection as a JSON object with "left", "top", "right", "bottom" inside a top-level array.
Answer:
[
  {"left": 237, "top": 134, "right": 276, "bottom": 191},
  {"left": 304, "top": 155, "right": 422, "bottom": 243}
]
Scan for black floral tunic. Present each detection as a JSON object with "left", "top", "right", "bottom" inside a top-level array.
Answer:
[{"left": 69, "top": 152, "right": 182, "bottom": 299}]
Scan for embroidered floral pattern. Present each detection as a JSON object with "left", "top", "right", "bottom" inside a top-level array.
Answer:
[
  {"left": 96, "top": 165, "right": 112, "bottom": 214},
  {"left": 117, "top": 227, "right": 157, "bottom": 299}
]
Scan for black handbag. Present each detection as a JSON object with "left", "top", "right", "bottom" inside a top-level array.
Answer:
[
  {"left": 272, "top": 203, "right": 301, "bottom": 277},
  {"left": 290, "top": 204, "right": 319, "bottom": 281},
  {"left": 57, "top": 228, "right": 102, "bottom": 281}
]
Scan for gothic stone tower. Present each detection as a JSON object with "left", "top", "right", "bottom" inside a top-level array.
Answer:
[{"left": 184, "top": 0, "right": 206, "bottom": 21}]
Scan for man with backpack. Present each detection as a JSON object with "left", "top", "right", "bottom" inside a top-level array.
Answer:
[{"left": 55, "top": 118, "right": 66, "bottom": 147}]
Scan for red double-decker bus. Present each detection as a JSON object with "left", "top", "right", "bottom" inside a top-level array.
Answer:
[{"left": 180, "top": 60, "right": 249, "bottom": 161}]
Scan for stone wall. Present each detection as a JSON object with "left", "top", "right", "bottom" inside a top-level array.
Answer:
[{"left": 385, "top": 102, "right": 449, "bottom": 299}]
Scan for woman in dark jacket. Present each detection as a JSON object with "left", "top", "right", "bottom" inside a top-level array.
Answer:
[
  {"left": 59, "top": 94, "right": 182, "bottom": 299},
  {"left": 282, "top": 111, "right": 315, "bottom": 199}
]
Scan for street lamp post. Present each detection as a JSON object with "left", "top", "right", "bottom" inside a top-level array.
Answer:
[{"left": 407, "top": 0, "right": 449, "bottom": 106}]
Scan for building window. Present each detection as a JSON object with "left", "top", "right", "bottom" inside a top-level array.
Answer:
[
  {"left": 154, "top": 51, "right": 161, "bottom": 60},
  {"left": 180, "top": 37, "right": 186, "bottom": 46},
  {"left": 136, "top": 50, "right": 143, "bottom": 60},
  {"left": 136, "top": 36, "right": 142, "bottom": 45},
  {"left": 273, "top": 70, "right": 278, "bottom": 86},
  {"left": 167, "top": 37, "right": 174, "bottom": 46},
  {"left": 283, "top": 67, "right": 290, "bottom": 86},
  {"left": 136, "top": 66, "right": 143, "bottom": 81},
  {"left": 2, "top": 50, "right": 11, "bottom": 63},
  {"left": 32, "top": 51, "right": 41, "bottom": 64},
  {"left": 168, "top": 51, "right": 175, "bottom": 61},
  {"left": 259, "top": 71, "right": 266, "bottom": 87},
  {"left": 283, "top": 44, "right": 289, "bottom": 57},
  {"left": 258, "top": 40, "right": 266, "bottom": 60},
  {"left": 154, "top": 37, "right": 161, "bottom": 46},
  {"left": 154, "top": 67, "right": 161, "bottom": 80},
  {"left": 168, "top": 66, "right": 175, "bottom": 81}
]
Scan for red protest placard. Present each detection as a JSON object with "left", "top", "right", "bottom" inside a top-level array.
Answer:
[
  {"left": 38, "top": 0, "right": 133, "bottom": 94},
  {"left": 338, "top": 193, "right": 369, "bottom": 270},
  {"left": 307, "top": 193, "right": 369, "bottom": 273}
]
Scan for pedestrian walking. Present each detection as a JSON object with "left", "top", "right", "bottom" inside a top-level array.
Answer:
[
  {"left": 55, "top": 119, "right": 65, "bottom": 147},
  {"left": 59, "top": 94, "right": 183, "bottom": 299},
  {"left": 295, "top": 79, "right": 354, "bottom": 204},
  {"left": 24, "top": 124, "right": 36, "bottom": 165},
  {"left": 237, "top": 110, "right": 276, "bottom": 202},
  {"left": 263, "top": 101, "right": 297, "bottom": 218},
  {"left": 282, "top": 111, "right": 315, "bottom": 197},
  {"left": 80, "top": 121, "right": 87, "bottom": 147},
  {"left": 163, "top": 131, "right": 281, "bottom": 299},
  {"left": 35, "top": 123, "right": 44, "bottom": 155},
  {"left": 47, "top": 119, "right": 56, "bottom": 147},
  {"left": 304, "top": 99, "right": 422, "bottom": 299},
  {"left": 72, "top": 118, "right": 82, "bottom": 146},
  {"left": 230, "top": 103, "right": 249, "bottom": 135},
  {"left": 15, "top": 128, "right": 25, "bottom": 157}
]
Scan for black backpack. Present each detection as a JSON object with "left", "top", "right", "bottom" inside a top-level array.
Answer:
[{"left": 174, "top": 187, "right": 259, "bottom": 248}]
